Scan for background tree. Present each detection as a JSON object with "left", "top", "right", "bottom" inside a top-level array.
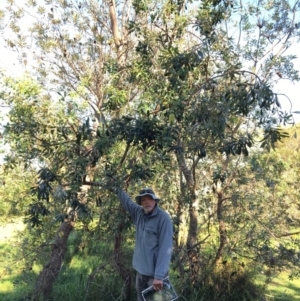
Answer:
[{"left": 1, "top": 0, "right": 300, "bottom": 300}]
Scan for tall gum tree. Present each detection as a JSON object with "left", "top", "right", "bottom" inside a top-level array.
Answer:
[
  {"left": 1, "top": 0, "right": 300, "bottom": 299},
  {"left": 118, "top": 0, "right": 300, "bottom": 283}
]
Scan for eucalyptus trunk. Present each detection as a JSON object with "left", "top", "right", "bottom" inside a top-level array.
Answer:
[
  {"left": 187, "top": 192, "right": 201, "bottom": 284},
  {"left": 213, "top": 181, "right": 227, "bottom": 266},
  {"left": 175, "top": 144, "right": 201, "bottom": 284},
  {"left": 33, "top": 220, "right": 74, "bottom": 301},
  {"left": 113, "top": 205, "right": 133, "bottom": 301}
]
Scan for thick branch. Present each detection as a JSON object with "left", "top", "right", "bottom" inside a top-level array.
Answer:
[
  {"left": 175, "top": 146, "right": 194, "bottom": 191},
  {"left": 108, "top": 0, "right": 122, "bottom": 48},
  {"left": 33, "top": 220, "right": 74, "bottom": 300}
]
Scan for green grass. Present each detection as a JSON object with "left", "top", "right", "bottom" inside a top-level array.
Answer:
[
  {"left": 0, "top": 241, "right": 36, "bottom": 300},
  {"left": 0, "top": 220, "right": 31, "bottom": 300},
  {"left": 266, "top": 271, "right": 300, "bottom": 301},
  {"left": 1, "top": 221, "right": 300, "bottom": 301},
  {"left": 0, "top": 225, "right": 132, "bottom": 301}
]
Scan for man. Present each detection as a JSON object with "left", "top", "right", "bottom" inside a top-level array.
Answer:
[{"left": 116, "top": 187, "right": 173, "bottom": 301}]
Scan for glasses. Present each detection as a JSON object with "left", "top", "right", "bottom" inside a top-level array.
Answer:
[{"left": 140, "top": 189, "right": 154, "bottom": 194}]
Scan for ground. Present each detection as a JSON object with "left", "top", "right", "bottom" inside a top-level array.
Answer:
[{"left": 0, "top": 219, "right": 25, "bottom": 242}]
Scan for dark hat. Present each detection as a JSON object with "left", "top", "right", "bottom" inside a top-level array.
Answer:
[{"left": 135, "top": 187, "right": 160, "bottom": 205}]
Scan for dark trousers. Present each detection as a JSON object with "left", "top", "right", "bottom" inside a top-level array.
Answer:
[{"left": 136, "top": 272, "right": 154, "bottom": 301}]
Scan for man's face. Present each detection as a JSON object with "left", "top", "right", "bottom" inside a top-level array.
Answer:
[{"left": 140, "top": 195, "right": 156, "bottom": 214}]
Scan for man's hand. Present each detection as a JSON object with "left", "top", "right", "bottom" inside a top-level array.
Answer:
[{"left": 152, "top": 279, "right": 163, "bottom": 291}]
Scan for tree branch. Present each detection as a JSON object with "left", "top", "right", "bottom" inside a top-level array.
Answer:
[
  {"left": 108, "top": 0, "right": 122, "bottom": 48},
  {"left": 175, "top": 141, "right": 194, "bottom": 191}
]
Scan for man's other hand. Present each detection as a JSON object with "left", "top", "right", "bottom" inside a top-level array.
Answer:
[{"left": 152, "top": 279, "right": 163, "bottom": 291}]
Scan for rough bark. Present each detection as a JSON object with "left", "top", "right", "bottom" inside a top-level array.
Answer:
[
  {"left": 113, "top": 205, "right": 132, "bottom": 301},
  {"left": 187, "top": 193, "right": 201, "bottom": 284},
  {"left": 175, "top": 147, "right": 200, "bottom": 284},
  {"left": 214, "top": 181, "right": 227, "bottom": 266},
  {"left": 33, "top": 220, "right": 74, "bottom": 301},
  {"left": 177, "top": 151, "right": 198, "bottom": 248}
]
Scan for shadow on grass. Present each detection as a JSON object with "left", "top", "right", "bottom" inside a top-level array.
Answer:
[
  {"left": 2, "top": 261, "right": 300, "bottom": 301},
  {"left": 0, "top": 239, "right": 132, "bottom": 301},
  {"left": 0, "top": 264, "right": 129, "bottom": 301},
  {"left": 0, "top": 271, "right": 35, "bottom": 301},
  {"left": 268, "top": 278, "right": 300, "bottom": 301}
]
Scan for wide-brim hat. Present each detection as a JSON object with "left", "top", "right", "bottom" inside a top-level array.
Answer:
[{"left": 135, "top": 187, "right": 160, "bottom": 205}]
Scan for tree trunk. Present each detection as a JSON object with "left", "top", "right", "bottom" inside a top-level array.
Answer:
[
  {"left": 175, "top": 147, "right": 200, "bottom": 284},
  {"left": 33, "top": 220, "right": 74, "bottom": 301},
  {"left": 176, "top": 172, "right": 188, "bottom": 247},
  {"left": 214, "top": 219, "right": 227, "bottom": 265},
  {"left": 113, "top": 205, "right": 132, "bottom": 301},
  {"left": 214, "top": 181, "right": 227, "bottom": 266},
  {"left": 187, "top": 193, "right": 200, "bottom": 284}
]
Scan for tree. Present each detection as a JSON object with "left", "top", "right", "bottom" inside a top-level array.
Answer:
[{"left": 1, "top": 0, "right": 300, "bottom": 299}]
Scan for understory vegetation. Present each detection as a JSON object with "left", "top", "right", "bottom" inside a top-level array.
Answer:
[
  {"left": 1, "top": 220, "right": 300, "bottom": 301},
  {"left": 1, "top": 0, "right": 300, "bottom": 300}
]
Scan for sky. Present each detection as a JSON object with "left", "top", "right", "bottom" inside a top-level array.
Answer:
[{"left": 272, "top": 44, "right": 300, "bottom": 123}]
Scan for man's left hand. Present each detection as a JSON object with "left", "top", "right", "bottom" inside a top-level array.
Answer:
[{"left": 152, "top": 279, "right": 163, "bottom": 291}]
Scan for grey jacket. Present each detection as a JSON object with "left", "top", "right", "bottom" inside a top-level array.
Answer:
[{"left": 117, "top": 189, "right": 173, "bottom": 280}]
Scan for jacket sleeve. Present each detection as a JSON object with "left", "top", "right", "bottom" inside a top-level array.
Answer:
[
  {"left": 117, "top": 189, "right": 141, "bottom": 223},
  {"left": 154, "top": 213, "right": 173, "bottom": 280}
]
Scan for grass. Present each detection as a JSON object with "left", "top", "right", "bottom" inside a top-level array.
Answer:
[
  {"left": 0, "top": 221, "right": 131, "bottom": 301},
  {"left": 0, "top": 241, "right": 35, "bottom": 300},
  {"left": 0, "top": 220, "right": 42, "bottom": 300},
  {"left": 267, "top": 271, "right": 300, "bottom": 301},
  {"left": 1, "top": 220, "right": 300, "bottom": 301}
]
